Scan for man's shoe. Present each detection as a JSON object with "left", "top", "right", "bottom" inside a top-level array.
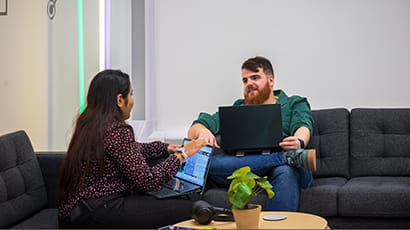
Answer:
[{"left": 285, "top": 149, "right": 316, "bottom": 172}]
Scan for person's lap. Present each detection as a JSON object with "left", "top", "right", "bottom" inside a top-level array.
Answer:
[
  {"left": 208, "top": 151, "right": 313, "bottom": 211},
  {"left": 208, "top": 150, "right": 287, "bottom": 185},
  {"left": 61, "top": 193, "right": 195, "bottom": 229}
]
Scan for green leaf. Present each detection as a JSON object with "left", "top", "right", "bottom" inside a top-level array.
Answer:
[
  {"left": 229, "top": 182, "right": 252, "bottom": 209},
  {"left": 243, "top": 177, "right": 256, "bottom": 189},
  {"left": 256, "top": 176, "right": 273, "bottom": 189},
  {"left": 245, "top": 171, "right": 260, "bottom": 180},
  {"left": 227, "top": 166, "right": 250, "bottom": 179},
  {"left": 227, "top": 166, "right": 275, "bottom": 209}
]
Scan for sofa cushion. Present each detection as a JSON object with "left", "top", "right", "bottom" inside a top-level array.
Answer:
[
  {"left": 0, "top": 131, "right": 47, "bottom": 228},
  {"left": 350, "top": 108, "right": 410, "bottom": 177},
  {"left": 339, "top": 177, "right": 410, "bottom": 217},
  {"left": 36, "top": 153, "right": 65, "bottom": 208},
  {"left": 299, "top": 177, "right": 348, "bottom": 217},
  {"left": 308, "top": 108, "right": 350, "bottom": 178},
  {"left": 10, "top": 208, "right": 58, "bottom": 229}
]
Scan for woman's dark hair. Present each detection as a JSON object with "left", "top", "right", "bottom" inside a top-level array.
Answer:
[
  {"left": 241, "top": 56, "right": 274, "bottom": 77},
  {"left": 59, "top": 69, "right": 130, "bottom": 202}
]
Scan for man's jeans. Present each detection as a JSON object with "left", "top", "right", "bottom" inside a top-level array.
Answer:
[{"left": 208, "top": 149, "right": 313, "bottom": 211}]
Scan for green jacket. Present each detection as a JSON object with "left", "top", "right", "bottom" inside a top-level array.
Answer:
[{"left": 192, "top": 89, "right": 313, "bottom": 138}]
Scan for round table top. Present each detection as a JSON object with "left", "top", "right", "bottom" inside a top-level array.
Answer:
[{"left": 175, "top": 211, "right": 328, "bottom": 229}]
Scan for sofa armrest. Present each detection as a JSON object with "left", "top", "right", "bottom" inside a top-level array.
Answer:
[{"left": 36, "top": 152, "right": 65, "bottom": 208}]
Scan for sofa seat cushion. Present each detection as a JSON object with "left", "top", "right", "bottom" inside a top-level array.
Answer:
[
  {"left": 299, "top": 177, "right": 348, "bottom": 217},
  {"left": 0, "top": 131, "right": 47, "bottom": 228},
  {"left": 10, "top": 208, "right": 58, "bottom": 229},
  {"left": 339, "top": 176, "right": 410, "bottom": 217}
]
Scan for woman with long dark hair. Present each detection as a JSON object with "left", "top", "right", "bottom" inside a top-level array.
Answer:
[{"left": 59, "top": 70, "right": 206, "bottom": 228}]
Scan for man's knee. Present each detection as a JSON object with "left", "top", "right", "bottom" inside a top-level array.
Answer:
[{"left": 270, "top": 165, "right": 298, "bottom": 182}]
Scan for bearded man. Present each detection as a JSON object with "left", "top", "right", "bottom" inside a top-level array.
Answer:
[{"left": 187, "top": 56, "right": 315, "bottom": 211}]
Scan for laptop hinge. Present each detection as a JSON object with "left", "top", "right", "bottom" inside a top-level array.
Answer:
[
  {"left": 235, "top": 151, "right": 245, "bottom": 157},
  {"left": 262, "top": 149, "right": 271, "bottom": 155}
]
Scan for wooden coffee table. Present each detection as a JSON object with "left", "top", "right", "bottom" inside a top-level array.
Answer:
[{"left": 175, "top": 211, "right": 328, "bottom": 229}]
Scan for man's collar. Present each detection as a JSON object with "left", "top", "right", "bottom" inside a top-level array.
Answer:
[{"left": 274, "top": 89, "right": 288, "bottom": 105}]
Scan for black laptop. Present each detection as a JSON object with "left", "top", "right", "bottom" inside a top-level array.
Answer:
[
  {"left": 147, "top": 138, "right": 213, "bottom": 199},
  {"left": 219, "top": 104, "right": 283, "bottom": 156}
]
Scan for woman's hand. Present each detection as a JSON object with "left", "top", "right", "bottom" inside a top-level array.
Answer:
[{"left": 167, "top": 144, "right": 181, "bottom": 154}]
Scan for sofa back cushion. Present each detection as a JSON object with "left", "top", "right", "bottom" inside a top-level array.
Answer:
[
  {"left": 308, "top": 108, "right": 350, "bottom": 178},
  {"left": 0, "top": 131, "right": 47, "bottom": 228},
  {"left": 350, "top": 108, "right": 410, "bottom": 177}
]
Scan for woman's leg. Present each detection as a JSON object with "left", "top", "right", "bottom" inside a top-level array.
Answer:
[
  {"left": 114, "top": 194, "right": 194, "bottom": 229},
  {"left": 65, "top": 194, "right": 195, "bottom": 229}
]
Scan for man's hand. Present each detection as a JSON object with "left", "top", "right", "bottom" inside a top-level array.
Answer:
[
  {"left": 184, "top": 139, "right": 208, "bottom": 157},
  {"left": 197, "top": 128, "right": 220, "bottom": 148},
  {"left": 187, "top": 123, "right": 220, "bottom": 148},
  {"left": 280, "top": 126, "right": 310, "bottom": 151},
  {"left": 279, "top": 136, "right": 302, "bottom": 151}
]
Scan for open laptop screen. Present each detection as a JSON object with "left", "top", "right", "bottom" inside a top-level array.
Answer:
[
  {"left": 219, "top": 104, "right": 283, "bottom": 153},
  {"left": 175, "top": 139, "right": 213, "bottom": 186}
]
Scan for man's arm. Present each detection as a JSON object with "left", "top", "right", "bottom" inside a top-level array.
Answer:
[
  {"left": 294, "top": 126, "right": 311, "bottom": 147},
  {"left": 187, "top": 123, "right": 220, "bottom": 148},
  {"left": 279, "top": 126, "right": 310, "bottom": 151}
]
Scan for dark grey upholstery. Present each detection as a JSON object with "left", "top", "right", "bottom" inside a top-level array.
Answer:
[
  {"left": 350, "top": 108, "right": 410, "bottom": 177},
  {"left": 308, "top": 108, "right": 350, "bottom": 178},
  {"left": 339, "top": 177, "right": 410, "bottom": 217},
  {"left": 10, "top": 209, "right": 58, "bottom": 229},
  {"left": 340, "top": 108, "right": 410, "bottom": 219},
  {"left": 299, "top": 109, "right": 350, "bottom": 217},
  {"left": 0, "top": 131, "right": 47, "bottom": 228},
  {"left": 36, "top": 152, "right": 65, "bottom": 208},
  {"left": 299, "top": 177, "right": 347, "bottom": 217},
  {"left": 0, "top": 131, "right": 61, "bottom": 229}
]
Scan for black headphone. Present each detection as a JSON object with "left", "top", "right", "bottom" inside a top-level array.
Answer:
[{"left": 192, "top": 200, "right": 234, "bottom": 225}]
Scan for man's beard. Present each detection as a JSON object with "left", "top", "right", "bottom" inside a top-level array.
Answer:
[{"left": 244, "top": 82, "right": 272, "bottom": 105}]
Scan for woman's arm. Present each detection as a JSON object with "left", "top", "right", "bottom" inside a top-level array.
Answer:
[{"left": 105, "top": 125, "right": 181, "bottom": 192}]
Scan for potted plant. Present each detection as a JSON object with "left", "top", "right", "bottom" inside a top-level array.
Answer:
[{"left": 227, "top": 166, "right": 274, "bottom": 229}]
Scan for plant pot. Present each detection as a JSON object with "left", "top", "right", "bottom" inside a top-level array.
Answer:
[{"left": 232, "top": 204, "right": 262, "bottom": 229}]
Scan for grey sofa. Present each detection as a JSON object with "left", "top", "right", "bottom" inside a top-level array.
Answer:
[{"left": 204, "top": 108, "right": 410, "bottom": 229}]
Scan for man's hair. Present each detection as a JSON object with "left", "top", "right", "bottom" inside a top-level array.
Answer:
[{"left": 241, "top": 56, "right": 274, "bottom": 76}]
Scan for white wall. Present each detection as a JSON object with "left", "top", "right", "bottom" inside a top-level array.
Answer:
[
  {"left": 110, "top": 1, "right": 132, "bottom": 77},
  {"left": 0, "top": 0, "right": 48, "bottom": 149},
  {"left": 49, "top": 0, "right": 99, "bottom": 150},
  {"left": 147, "top": 0, "right": 410, "bottom": 142},
  {"left": 0, "top": 0, "right": 100, "bottom": 151},
  {"left": 0, "top": 0, "right": 135, "bottom": 150}
]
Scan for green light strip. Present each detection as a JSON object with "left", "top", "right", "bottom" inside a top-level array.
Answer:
[{"left": 78, "top": 0, "right": 85, "bottom": 113}]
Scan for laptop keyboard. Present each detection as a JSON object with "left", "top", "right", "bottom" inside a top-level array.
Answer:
[{"left": 150, "top": 188, "right": 180, "bottom": 197}]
